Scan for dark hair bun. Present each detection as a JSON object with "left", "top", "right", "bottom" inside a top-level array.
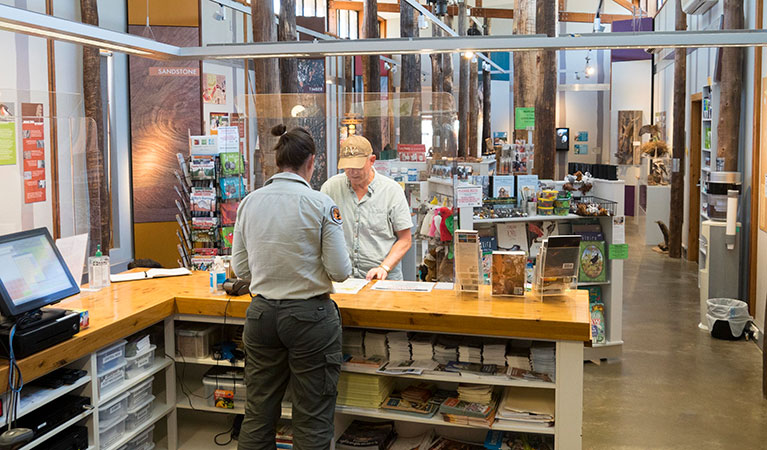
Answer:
[{"left": 271, "top": 124, "right": 287, "bottom": 137}]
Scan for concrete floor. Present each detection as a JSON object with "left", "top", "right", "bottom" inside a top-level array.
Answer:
[{"left": 583, "top": 220, "right": 767, "bottom": 449}]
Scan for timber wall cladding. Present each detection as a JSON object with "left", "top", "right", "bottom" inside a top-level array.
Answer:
[
  {"left": 760, "top": 77, "right": 767, "bottom": 232},
  {"left": 128, "top": 26, "right": 201, "bottom": 223}
]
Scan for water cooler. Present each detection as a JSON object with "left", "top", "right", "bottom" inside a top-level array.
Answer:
[{"left": 698, "top": 221, "right": 741, "bottom": 329}]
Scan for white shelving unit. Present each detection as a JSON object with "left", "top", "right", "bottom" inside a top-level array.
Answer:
[
  {"left": 457, "top": 178, "right": 625, "bottom": 361},
  {"left": 172, "top": 318, "right": 583, "bottom": 450},
  {"left": 4, "top": 318, "right": 176, "bottom": 450}
]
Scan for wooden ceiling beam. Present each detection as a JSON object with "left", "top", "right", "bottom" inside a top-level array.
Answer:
[
  {"left": 612, "top": 0, "right": 648, "bottom": 16},
  {"left": 328, "top": 2, "right": 633, "bottom": 24}
]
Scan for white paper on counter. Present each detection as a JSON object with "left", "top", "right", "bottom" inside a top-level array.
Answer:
[
  {"left": 371, "top": 280, "right": 435, "bottom": 292},
  {"left": 55, "top": 233, "right": 89, "bottom": 286},
  {"left": 333, "top": 278, "right": 369, "bottom": 295}
]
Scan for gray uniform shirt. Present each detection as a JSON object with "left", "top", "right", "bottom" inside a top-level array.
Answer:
[
  {"left": 232, "top": 172, "right": 351, "bottom": 299},
  {"left": 320, "top": 170, "right": 413, "bottom": 280}
]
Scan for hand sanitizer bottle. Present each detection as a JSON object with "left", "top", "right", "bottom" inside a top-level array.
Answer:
[
  {"left": 209, "top": 256, "right": 226, "bottom": 295},
  {"left": 88, "top": 245, "right": 110, "bottom": 290}
]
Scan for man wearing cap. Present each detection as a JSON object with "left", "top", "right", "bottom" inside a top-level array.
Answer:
[{"left": 321, "top": 135, "right": 413, "bottom": 281}]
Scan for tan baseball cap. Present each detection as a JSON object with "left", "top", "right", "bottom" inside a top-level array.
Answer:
[{"left": 338, "top": 135, "right": 373, "bottom": 170}]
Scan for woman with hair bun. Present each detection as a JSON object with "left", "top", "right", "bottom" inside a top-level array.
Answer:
[{"left": 232, "top": 124, "right": 351, "bottom": 450}]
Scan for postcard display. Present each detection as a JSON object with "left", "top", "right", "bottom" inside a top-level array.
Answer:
[{"left": 173, "top": 133, "right": 248, "bottom": 270}]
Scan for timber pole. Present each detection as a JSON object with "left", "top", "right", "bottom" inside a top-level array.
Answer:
[
  {"left": 252, "top": 0, "right": 282, "bottom": 185},
  {"left": 81, "top": 0, "right": 110, "bottom": 253},
  {"left": 482, "top": 18, "right": 492, "bottom": 155},
  {"left": 669, "top": 0, "right": 687, "bottom": 259},
  {"left": 362, "top": 0, "right": 382, "bottom": 155},
  {"left": 717, "top": 0, "right": 745, "bottom": 171},
  {"left": 400, "top": 0, "right": 422, "bottom": 145},
  {"left": 458, "top": 2, "right": 469, "bottom": 158},
  {"left": 533, "top": 0, "right": 556, "bottom": 179}
]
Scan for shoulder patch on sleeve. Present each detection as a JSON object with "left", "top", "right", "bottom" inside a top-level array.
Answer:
[{"left": 330, "top": 206, "right": 343, "bottom": 225}]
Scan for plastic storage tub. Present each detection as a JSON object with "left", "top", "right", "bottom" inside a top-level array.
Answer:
[
  {"left": 176, "top": 323, "right": 218, "bottom": 358},
  {"left": 97, "top": 340, "right": 127, "bottom": 374},
  {"left": 99, "top": 391, "right": 130, "bottom": 424},
  {"left": 99, "top": 362, "right": 127, "bottom": 396},
  {"left": 202, "top": 368, "right": 247, "bottom": 409},
  {"left": 125, "top": 344, "right": 156, "bottom": 378},
  {"left": 126, "top": 424, "right": 154, "bottom": 450},
  {"left": 127, "top": 376, "right": 154, "bottom": 410},
  {"left": 99, "top": 415, "right": 127, "bottom": 449},
  {"left": 125, "top": 395, "right": 155, "bottom": 431}
]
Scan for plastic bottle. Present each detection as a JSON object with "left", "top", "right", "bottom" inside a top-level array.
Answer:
[
  {"left": 209, "top": 256, "right": 226, "bottom": 295},
  {"left": 88, "top": 245, "right": 110, "bottom": 290}
]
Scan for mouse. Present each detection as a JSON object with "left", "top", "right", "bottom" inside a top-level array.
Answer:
[{"left": 0, "top": 428, "right": 34, "bottom": 448}]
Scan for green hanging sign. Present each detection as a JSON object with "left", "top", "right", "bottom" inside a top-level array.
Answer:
[{"left": 515, "top": 107, "right": 535, "bottom": 130}]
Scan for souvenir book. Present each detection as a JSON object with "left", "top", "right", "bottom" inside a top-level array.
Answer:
[
  {"left": 491, "top": 251, "right": 526, "bottom": 296},
  {"left": 578, "top": 241, "right": 606, "bottom": 282},
  {"left": 220, "top": 152, "right": 244, "bottom": 176},
  {"left": 220, "top": 177, "right": 247, "bottom": 200}
]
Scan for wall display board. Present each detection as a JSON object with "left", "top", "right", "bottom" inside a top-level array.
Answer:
[
  {"left": 0, "top": 103, "right": 16, "bottom": 166},
  {"left": 21, "top": 103, "right": 46, "bottom": 203},
  {"left": 129, "top": 25, "right": 202, "bottom": 224},
  {"left": 616, "top": 110, "right": 642, "bottom": 165}
]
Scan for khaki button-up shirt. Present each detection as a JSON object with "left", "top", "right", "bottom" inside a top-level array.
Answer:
[
  {"left": 232, "top": 172, "right": 351, "bottom": 299},
  {"left": 321, "top": 170, "right": 413, "bottom": 280}
]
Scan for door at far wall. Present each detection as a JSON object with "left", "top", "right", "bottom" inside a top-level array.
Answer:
[{"left": 688, "top": 94, "right": 702, "bottom": 262}]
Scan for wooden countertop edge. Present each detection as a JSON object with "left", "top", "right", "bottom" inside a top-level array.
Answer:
[
  {"left": 0, "top": 292, "right": 589, "bottom": 391},
  {"left": 173, "top": 296, "right": 591, "bottom": 342},
  {"left": 0, "top": 299, "right": 176, "bottom": 392}
]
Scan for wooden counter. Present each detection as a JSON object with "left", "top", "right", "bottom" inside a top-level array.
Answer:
[{"left": 0, "top": 272, "right": 589, "bottom": 391}]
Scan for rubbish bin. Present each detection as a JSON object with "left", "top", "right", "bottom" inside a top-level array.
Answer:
[{"left": 706, "top": 298, "right": 752, "bottom": 340}]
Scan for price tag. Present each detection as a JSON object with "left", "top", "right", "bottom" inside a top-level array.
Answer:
[{"left": 456, "top": 186, "right": 483, "bottom": 208}]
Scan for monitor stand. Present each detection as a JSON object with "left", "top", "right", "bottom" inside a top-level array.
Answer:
[{"left": 0, "top": 309, "right": 80, "bottom": 359}]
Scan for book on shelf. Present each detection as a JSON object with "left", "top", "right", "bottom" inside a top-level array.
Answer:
[
  {"left": 439, "top": 396, "right": 496, "bottom": 419},
  {"left": 337, "top": 373, "right": 394, "bottom": 408},
  {"left": 578, "top": 241, "right": 607, "bottom": 283},
  {"left": 496, "top": 387, "right": 555, "bottom": 426},
  {"left": 506, "top": 367, "right": 553, "bottom": 384},
  {"left": 377, "top": 360, "right": 438, "bottom": 376},
  {"left": 343, "top": 355, "right": 385, "bottom": 372},
  {"left": 380, "top": 396, "right": 439, "bottom": 418},
  {"left": 336, "top": 420, "right": 397, "bottom": 450},
  {"left": 484, "top": 430, "right": 554, "bottom": 450},
  {"left": 444, "top": 361, "right": 499, "bottom": 376},
  {"left": 429, "top": 436, "right": 486, "bottom": 450},
  {"left": 389, "top": 430, "right": 435, "bottom": 450}
]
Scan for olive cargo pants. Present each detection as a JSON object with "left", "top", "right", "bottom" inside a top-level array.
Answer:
[{"left": 238, "top": 295, "right": 343, "bottom": 450}]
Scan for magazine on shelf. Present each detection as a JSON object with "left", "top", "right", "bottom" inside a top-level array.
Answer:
[{"left": 506, "top": 367, "right": 553, "bottom": 383}]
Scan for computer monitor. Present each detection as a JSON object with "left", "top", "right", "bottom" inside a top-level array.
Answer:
[
  {"left": 0, "top": 228, "right": 80, "bottom": 318},
  {"left": 556, "top": 128, "right": 570, "bottom": 151}
]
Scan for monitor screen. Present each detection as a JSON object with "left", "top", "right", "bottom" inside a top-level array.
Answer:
[
  {"left": 556, "top": 128, "right": 570, "bottom": 151},
  {"left": 0, "top": 228, "right": 80, "bottom": 317}
]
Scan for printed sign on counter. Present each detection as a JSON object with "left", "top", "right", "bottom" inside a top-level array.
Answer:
[{"left": 456, "top": 186, "right": 483, "bottom": 208}]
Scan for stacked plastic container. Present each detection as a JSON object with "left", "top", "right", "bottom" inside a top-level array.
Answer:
[
  {"left": 97, "top": 340, "right": 128, "bottom": 449},
  {"left": 115, "top": 425, "right": 155, "bottom": 450}
]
